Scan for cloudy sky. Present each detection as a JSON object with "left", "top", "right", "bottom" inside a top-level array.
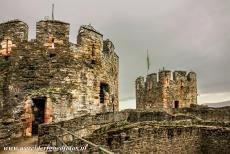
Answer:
[{"left": 1, "top": 0, "right": 230, "bottom": 109}]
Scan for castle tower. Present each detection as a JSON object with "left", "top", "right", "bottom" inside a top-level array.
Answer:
[
  {"left": 136, "top": 76, "right": 145, "bottom": 109},
  {"left": 146, "top": 73, "right": 157, "bottom": 90},
  {"left": 0, "top": 20, "right": 28, "bottom": 43},
  {"left": 77, "top": 25, "right": 103, "bottom": 65},
  {"left": 158, "top": 70, "right": 171, "bottom": 108},
  {"left": 173, "top": 71, "right": 187, "bottom": 82},
  {"left": 0, "top": 20, "right": 28, "bottom": 56},
  {"left": 135, "top": 70, "right": 198, "bottom": 111},
  {"left": 102, "top": 39, "right": 119, "bottom": 111},
  {"left": 187, "top": 72, "right": 197, "bottom": 105},
  {"left": 36, "top": 20, "right": 70, "bottom": 48},
  {"left": 172, "top": 71, "right": 187, "bottom": 108},
  {"left": 159, "top": 70, "right": 171, "bottom": 86}
]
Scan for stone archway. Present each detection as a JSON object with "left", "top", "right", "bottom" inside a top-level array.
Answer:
[{"left": 21, "top": 96, "right": 52, "bottom": 137}]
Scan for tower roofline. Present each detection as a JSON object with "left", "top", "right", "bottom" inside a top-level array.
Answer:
[
  {"left": 80, "top": 25, "right": 103, "bottom": 36},
  {"left": 37, "top": 19, "right": 70, "bottom": 25},
  {"left": 0, "top": 19, "right": 28, "bottom": 27}
]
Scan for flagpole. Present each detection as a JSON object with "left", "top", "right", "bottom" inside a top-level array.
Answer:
[
  {"left": 52, "top": 4, "right": 54, "bottom": 20},
  {"left": 147, "top": 49, "right": 150, "bottom": 76}
]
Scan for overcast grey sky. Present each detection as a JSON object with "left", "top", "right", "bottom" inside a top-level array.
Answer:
[{"left": 1, "top": 0, "right": 230, "bottom": 109}]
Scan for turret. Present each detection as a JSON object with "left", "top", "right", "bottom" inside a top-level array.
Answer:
[
  {"left": 187, "top": 72, "right": 197, "bottom": 105},
  {"left": 158, "top": 70, "right": 171, "bottom": 86},
  {"left": 0, "top": 20, "right": 28, "bottom": 56},
  {"left": 77, "top": 25, "right": 103, "bottom": 65},
  {"left": 77, "top": 24, "right": 103, "bottom": 52},
  {"left": 187, "top": 71, "right": 196, "bottom": 82},
  {"left": 146, "top": 73, "right": 157, "bottom": 91},
  {"left": 173, "top": 71, "right": 187, "bottom": 87},
  {"left": 136, "top": 76, "right": 145, "bottom": 109},
  {"left": 103, "top": 39, "right": 115, "bottom": 53},
  {"left": 36, "top": 20, "right": 70, "bottom": 47},
  {"left": 173, "top": 71, "right": 187, "bottom": 81},
  {"left": 0, "top": 20, "right": 28, "bottom": 43}
]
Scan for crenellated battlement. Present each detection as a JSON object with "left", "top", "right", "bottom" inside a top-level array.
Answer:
[
  {"left": 136, "top": 69, "right": 197, "bottom": 110},
  {"left": 0, "top": 19, "right": 118, "bottom": 59},
  {"left": 36, "top": 20, "right": 70, "bottom": 46},
  {"left": 136, "top": 70, "right": 197, "bottom": 89},
  {"left": 0, "top": 20, "right": 28, "bottom": 43}
]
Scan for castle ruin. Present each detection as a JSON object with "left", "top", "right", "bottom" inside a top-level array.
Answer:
[
  {"left": 0, "top": 18, "right": 229, "bottom": 154},
  {"left": 0, "top": 19, "right": 119, "bottom": 136},
  {"left": 136, "top": 69, "right": 197, "bottom": 110}
]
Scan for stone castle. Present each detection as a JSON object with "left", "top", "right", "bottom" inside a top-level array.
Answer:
[
  {"left": 136, "top": 69, "right": 197, "bottom": 110},
  {"left": 0, "top": 18, "right": 229, "bottom": 154},
  {"left": 0, "top": 19, "right": 119, "bottom": 136}
]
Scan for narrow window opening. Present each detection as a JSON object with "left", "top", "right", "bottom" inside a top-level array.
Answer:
[
  {"left": 82, "top": 95, "right": 86, "bottom": 104},
  {"left": 32, "top": 97, "right": 46, "bottom": 135},
  {"left": 100, "top": 83, "right": 109, "bottom": 104},
  {"left": 6, "top": 39, "right": 9, "bottom": 55},
  {"left": 181, "top": 79, "right": 183, "bottom": 86},
  {"left": 107, "top": 137, "right": 113, "bottom": 147},
  {"left": 51, "top": 38, "right": 55, "bottom": 49},
  {"left": 91, "top": 60, "right": 96, "bottom": 64},
  {"left": 92, "top": 44, "right": 95, "bottom": 56},
  {"left": 4, "top": 56, "right": 9, "bottom": 60},
  {"left": 49, "top": 53, "right": 56, "bottom": 58},
  {"left": 174, "top": 101, "right": 179, "bottom": 109},
  {"left": 125, "top": 136, "right": 130, "bottom": 140}
]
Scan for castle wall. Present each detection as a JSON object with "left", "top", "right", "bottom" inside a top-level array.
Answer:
[
  {"left": 37, "top": 109, "right": 230, "bottom": 152},
  {"left": 95, "top": 125, "right": 201, "bottom": 154},
  {"left": 87, "top": 123, "right": 230, "bottom": 154},
  {"left": 136, "top": 70, "right": 197, "bottom": 110}
]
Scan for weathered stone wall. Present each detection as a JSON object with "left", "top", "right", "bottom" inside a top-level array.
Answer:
[
  {"left": 200, "top": 127, "right": 230, "bottom": 154},
  {"left": 0, "top": 20, "right": 28, "bottom": 43},
  {"left": 136, "top": 70, "right": 197, "bottom": 111},
  {"left": 0, "top": 19, "right": 119, "bottom": 143},
  {"left": 174, "top": 106, "right": 230, "bottom": 122},
  {"left": 87, "top": 122, "right": 230, "bottom": 154},
  {"left": 38, "top": 108, "right": 230, "bottom": 149},
  {"left": 38, "top": 112, "right": 129, "bottom": 146},
  {"left": 0, "top": 121, "right": 23, "bottom": 150},
  {"left": 36, "top": 20, "right": 70, "bottom": 46}
]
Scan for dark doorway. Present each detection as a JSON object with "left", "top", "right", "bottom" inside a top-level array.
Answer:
[
  {"left": 100, "top": 83, "right": 109, "bottom": 104},
  {"left": 32, "top": 97, "right": 46, "bottom": 135},
  {"left": 174, "top": 101, "right": 179, "bottom": 109}
]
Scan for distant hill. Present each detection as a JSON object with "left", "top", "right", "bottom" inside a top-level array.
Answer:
[{"left": 204, "top": 101, "right": 230, "bottom": 108}]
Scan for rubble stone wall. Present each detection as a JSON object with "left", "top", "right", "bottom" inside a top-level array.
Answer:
[
  {"left": 87, "top": 122, "right": 230, "bottom": 154},
  {"left": 38, "top": 108, "right": 230, "bottom": 147},
  {"left": 0, "top": 19, "right": 119, "bottom": 145},
  {"left": 0, "top": 20, "right": 28, "bottom": 43},
  {"left": 38, "top": 112, "right": 129, "bottom": 146},
  {"left": 173, "top": 106, "right": 230, "bottom": 122}
]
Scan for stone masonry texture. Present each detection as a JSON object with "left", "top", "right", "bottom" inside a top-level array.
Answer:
[
  {"left": 0, "top": 19, "right": 119, "bottom": 146},
  {"left": 38, "top": 108, "right": 230, "bottom": 153}
]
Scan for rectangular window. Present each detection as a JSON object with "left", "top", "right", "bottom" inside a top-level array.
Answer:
[{"left": 100, "top": 83, "right": 109, "bottom": 104}]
